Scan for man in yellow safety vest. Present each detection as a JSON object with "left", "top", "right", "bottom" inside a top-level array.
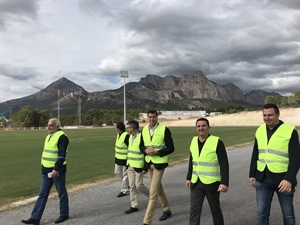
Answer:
[
  {"left": 22, "top": 118, "right": 69, "bottom": 225},
  {"left": 186, "top": 117, "right": 229, "bottom": 225},
  {"left": 114, "top": 122, "right": 130, "bottom": 197},
  {"left": 140, "top": 109, "right": 175, "bottom": 225},
  {"left": 124, "top": 120, "right": 149, "bottom": 214},
  {"left": 249, "top": 103, "right": 300, "bottom": 225}
]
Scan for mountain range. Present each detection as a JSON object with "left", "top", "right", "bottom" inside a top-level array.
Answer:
[{"left": 0, "top": 71, "right": 280, "bottom": 115}]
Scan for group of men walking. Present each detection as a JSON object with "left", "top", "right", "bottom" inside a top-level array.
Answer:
[
  {"left": 21, "top": 104, "right": 300, "bottom": 225},
  {"left": 114, "top": 104, "right": 300, "bottom": 225},
  {"left": 114, "top": 109, "right": 174, "bottom": 225}
]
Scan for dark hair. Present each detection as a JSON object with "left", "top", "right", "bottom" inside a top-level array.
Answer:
[
  {"left": 116, "top": 122, "right": 125, "bottom": 132},
  {"left": 195, "top": 117, "right": 210, "bottom": 127},
  {"left": 263, "top": 103, "right": 280, "bottom": 114},
  {"left": 147, "top": 109, "right": 158, "bottom": 116},
  {"left": 127, "top": 120, "right": 139, "bottom": 129}
]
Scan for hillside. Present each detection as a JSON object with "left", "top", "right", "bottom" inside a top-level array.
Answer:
[{"left": 0, "top": 72, "right": 282, "bottom": 115}]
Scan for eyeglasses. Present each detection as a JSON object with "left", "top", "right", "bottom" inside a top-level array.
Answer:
[{"left": 47, "top": 124, "right": 54, "bottom": 127}]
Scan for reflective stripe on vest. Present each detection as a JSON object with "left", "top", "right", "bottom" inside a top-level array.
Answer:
[
  {"left": 127, "top": 133, "right": 144, "bottom": 168},
  {"left": 42, "top": 130, "right": 66, "bottom": 168},
  {"left": 256, "top": 123, "right": 294, "bottom": 173},
  {"left": 190, "top": 135, "right": 221, "bottom": 184},
  {"left": 142, "top": 124, "right": 168, "bottom": 164},
  {"left": 115, "top": 132, "right": 129, "bottom": 160}
]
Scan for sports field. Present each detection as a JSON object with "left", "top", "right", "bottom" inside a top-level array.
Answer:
[{"left": 0, "top": 126, "right": 258, "bottom": 207}]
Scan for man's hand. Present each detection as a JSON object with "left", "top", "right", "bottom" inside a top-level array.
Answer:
[
  {"left": 217, "top": 184, "right": 228, "bottom": 192},
  {"left": 278, "top": 180, "right": 292, "bottom": 192},
  {"left": 185, "top": 180, "right": 191, "bottom": 189},
  {"left": 145, "top": 146, "right": 157, "bottom": 156},
  {"left": 249, "top": 177, "right": 256, "bottom": 187},
  {"left": 51, "top": 169, "right": 59, "bottom": 178}
]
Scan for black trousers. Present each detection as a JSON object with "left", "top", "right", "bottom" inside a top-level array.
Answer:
[{"left": 189, "top": 181, "right": 224, "bottom": 225}]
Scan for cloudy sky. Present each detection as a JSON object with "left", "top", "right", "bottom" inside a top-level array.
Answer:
[{"left": 0, "top": 0, "right": 299, "bottom": 102}]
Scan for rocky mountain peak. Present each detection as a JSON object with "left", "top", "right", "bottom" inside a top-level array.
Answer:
[
  {"left": 45, "top": 77, "right": 88, "bottom": 95},
  {"left": 244, "top": 90, "right": 281, "bottom": 105},
  {"left": 181, "top": 70, "right": 208, "bottom": 82},
  {"left": 139, "top": 74, "right": 180, "bottom": 91},
  {"left": 0, "top": 72, "right": 282, "bottom": 115}
]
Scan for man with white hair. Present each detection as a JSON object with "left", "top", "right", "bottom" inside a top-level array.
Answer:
[{"left": 22, "top": 118, "right": 69, "bottom": 225}]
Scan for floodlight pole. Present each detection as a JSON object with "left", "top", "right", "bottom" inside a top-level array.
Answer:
[
  {"left": 10, "top": 105, "right": 13, "bottom": 128},
  {"left": 57, "top": 89, "right": 60, "bottom": 121},
  {"left": 120, "top": 71, "right": 129, "bottom": 124}
]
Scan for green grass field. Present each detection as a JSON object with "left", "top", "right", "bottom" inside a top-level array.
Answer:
[{"left": 0, "top": 126, "right": 258, "bottom": 206}]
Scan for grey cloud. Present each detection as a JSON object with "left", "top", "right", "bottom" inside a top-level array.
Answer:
[
  {"left": 0, "top": 64, "right": 40, "bottom": 80},
  {"left": 101, "top": 1, "right": 299, "bottom": 95},
  {"left": 269, "top": 0, "right": 300, "bottom": 9},
  {"left": 2, "top": 0, "right": 299, "bottom": 100},
  {"left": 0, "top": 0, "right": 40, "bottom": 29},
  {"left": 78, "top": 0, "right": 116, "bottom": 18}
]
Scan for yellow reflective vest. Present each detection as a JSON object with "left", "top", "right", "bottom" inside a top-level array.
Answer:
[
  {"left": 142, "top": 124, "right": 168, "bottom": 164},
  {"left": 127, "top": 132, "right": 144, "bottom": 169},
  {"left": 115, "top": 132, "right": 129, "bottom": 160},
  {"left": 190, "top": 135, "right": 221, "bottom": 184},
  {"left": 256, "top": 123, "right": 294, "bottom": 173},
  {"left": 42, "top": 130, "right": 67, "bottom": 168}
]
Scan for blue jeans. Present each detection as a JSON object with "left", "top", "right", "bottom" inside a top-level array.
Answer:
[
  {"left": 255, "top": 181, "right": 295, "bottom": 225},
  {"left": 31, "top": 174, "right": 69, "bottom": 220}
]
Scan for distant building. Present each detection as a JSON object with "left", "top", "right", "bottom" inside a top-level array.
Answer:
[
  {"left": 209, "top": 112, "right": 222, "bottom": 116},
  {"left": 139, "top": 110, "right": 206, "bottom": 121}
]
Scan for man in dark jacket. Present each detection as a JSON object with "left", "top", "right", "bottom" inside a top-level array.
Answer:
[
  {"left": 140, "top": 109, "right": 175, "bottom": 225},
  {"left": 22, "top": 118, "right": 69, "bottom": 225},
  {"left": 249, "top": 104, "right": 300, "bottom": 225},
  {"left": 186, "top": 117, "right": 229, "bottom": 225},
  {"left": 114, "top": 122, "right": 130, "bottom": 197}
]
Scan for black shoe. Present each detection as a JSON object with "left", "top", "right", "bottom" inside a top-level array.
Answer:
[
  {"left": 117, "top": 192, "right": 127, "bottom": 197},
  {"left": 21, "top": 218, "right": 40, "bottom": 225},
  {"left": 159, "top": 210, "right": 172, "bottom": 221},
  {"left": 54, "top": 215, "right": 69, "bottom": 224},
  {"left": 125, "top": 207, "right": 138, "bottom": 214}
]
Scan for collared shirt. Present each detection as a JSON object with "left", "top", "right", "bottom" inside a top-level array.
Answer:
[
  {"left": 149, "top": 123, "right": 159, "bottom": 137},
  {"left": 132, "top": 130, "right": 140, "bottom": 142},
  {"left": 140, "top": 123, "right": 175, "bottom": 170},
  {"left": 48, "top": 133, "right": 53, "bottom": 141}
]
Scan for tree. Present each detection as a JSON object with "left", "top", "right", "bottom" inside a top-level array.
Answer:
[
  {"left": 12, "top": 105, "right": 51, "bottom": 127},
  {"left": 281, "top": 96, "right": 288, "bottom": 106},
  {"left": 38, "top": 110, "right": 51, "bottom": 127},
  {"left": 265, "top": 95, "right": 278, "bottom": 104},
  {"left": 82, "top": 109, "right": 103, "bottom": 126},
  {"left": 294, "top": 90, "right": 300, "bottom": 105},
  {"left": 288, "top": 95, "right": 295, "bottom": 107},
  {"left": 13, "top": 105, "right": 35, "bottom": 127}
]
